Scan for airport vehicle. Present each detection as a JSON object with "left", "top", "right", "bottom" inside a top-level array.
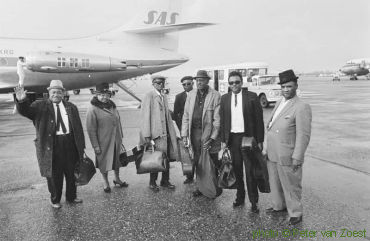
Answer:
[
  {"left": 0, "top": 0, "right": 213, "bottom": 103},
  {"left": 198, "top": 62, "right": 281, "bottom": 107},
  {"left": 340, "top": 58, "right": 370, "bottom": 80},
  {"left": 332, "top": 75, "right": 340, "bottom": 81}
]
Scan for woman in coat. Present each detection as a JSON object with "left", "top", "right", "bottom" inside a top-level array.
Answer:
[{"left": 86, "top": 83, "right": 128, "bottom": 193}]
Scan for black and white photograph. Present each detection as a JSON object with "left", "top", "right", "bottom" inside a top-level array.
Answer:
[{"left": 0, "top": 0, "right": 369, "bottom": 240}]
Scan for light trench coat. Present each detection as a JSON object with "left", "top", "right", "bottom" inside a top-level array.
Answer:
[
  {"left": 139, "top": 90, "right": 179, "bottom": 160},
  {"left": 181, "top": 87, "right": 222, "bottom": 198},
  {"left": 86, "top": 104, "right": 123, "bottom": 173}
]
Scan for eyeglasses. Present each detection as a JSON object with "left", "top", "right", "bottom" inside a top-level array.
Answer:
[
  {"left": 153, "top": 81, "right": 165, "bottom": 85},
  {"left": 228, "top": 80, "right": 241, "bottom": 85},
  {"left": 182, "top": 83, "right": 192, "bottom": 86}
]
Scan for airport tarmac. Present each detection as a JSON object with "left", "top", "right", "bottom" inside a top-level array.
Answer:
[{"left": 0, "top": 77, "right": 369, "bottom": 241}]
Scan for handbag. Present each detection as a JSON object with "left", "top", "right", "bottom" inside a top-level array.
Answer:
[
  {"left": 217, "top": 148, "right": 237, "bottom": 189},
  {"left": 177, "top": 139, "right": 193, "bottom": 176},
  {"left": 119, "top": 144, "right": 129, "bottom": 167},
  {"left": 251, "top": 149, "right": 271, "bottom": 193},
  {"left": 136, "top": 145, "right": 167, "bottom": 174},
  {"left": 75, "top": 153, "right": 96, "bottom": 186}
]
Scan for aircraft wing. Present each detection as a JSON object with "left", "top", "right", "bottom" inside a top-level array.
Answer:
[{"left": 125, "top": 22, "right": 215, "bottom": 34}]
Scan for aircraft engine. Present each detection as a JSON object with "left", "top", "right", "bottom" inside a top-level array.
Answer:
[{"left": 25, "top": 51, "right": 126, "bottom": 73}]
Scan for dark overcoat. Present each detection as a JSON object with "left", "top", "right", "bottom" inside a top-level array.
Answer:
[
  {"left": 173, "top": 91, "right": 187, "bottom": 130},
  {"left": 16, "top": 98, "right": 85, "bottom": 177}
]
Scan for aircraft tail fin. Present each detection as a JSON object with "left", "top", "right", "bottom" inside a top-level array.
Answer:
[{"left": 97, "top": 0, "right": 214, "bottom": 51}]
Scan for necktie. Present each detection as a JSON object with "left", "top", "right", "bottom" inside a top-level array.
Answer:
[
  {"left": 56, "top": 104, "right": 67, "bottom": 134},
  {"left": 235, "top": 94, "right": 237, "bottom": 107}
]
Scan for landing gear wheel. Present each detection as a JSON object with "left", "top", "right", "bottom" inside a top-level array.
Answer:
[
  {"left": 73, "top": 89, "right": 80, "bottom": 95},
  {"left": 259, "top": 94, "right": 269, "bottom": 108}
]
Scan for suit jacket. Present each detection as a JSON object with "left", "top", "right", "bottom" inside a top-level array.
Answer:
[
  {"left": 173, "top": 91, "right": 187, "bottom": 129},
  {"left": 266, "top": 96, "right": 312, "bottom": 165},
  {"left": 16, "top": 98, "right": 85, "bottom": 177},
  {"left": 181, "top": 87, "right": 221, "bottom": 153},
  {"left": 220, "top": 89, "right": 264, "bottom": 144},
  {"left": 139, "top": 90, "right": 178, "bottom": 157}
]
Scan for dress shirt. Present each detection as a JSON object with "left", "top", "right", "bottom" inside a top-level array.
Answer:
[
  {"left": 269, "top": 98, "right": 290, "bottom": 128},
  {"left": 53, "top": 102, "right": 70, "bottom": 135},
  {"left": 231, "top": 91, "right": 244, "bottom": 133}
]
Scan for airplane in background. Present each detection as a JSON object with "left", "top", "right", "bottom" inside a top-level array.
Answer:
[
  {"left": 0, "top": 0, "right": 214, "bottom": 102},
  {"left": 339, "top": 58, "right": 370, "bottom": 80}
]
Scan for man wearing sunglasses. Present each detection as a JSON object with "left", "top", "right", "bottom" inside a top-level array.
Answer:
[
  {"left": 173, "top": 76, "right": 194, "bottom": 184},
  {"left": 220, "top": 71, "right": 265, "bottom": 212},
  {"left": 140, "top": 75, "right": 178, "bottom": 191}
]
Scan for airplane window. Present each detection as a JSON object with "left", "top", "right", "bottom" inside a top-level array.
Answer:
[
  {"left": 57, "top": 57, "right": 66, "bottom": 67},
  {"left": 81, "top": 59, "right": 90, "bottom": 68},
  {"left": 70, "top": 58, "right": 78, "bottom": 68}
]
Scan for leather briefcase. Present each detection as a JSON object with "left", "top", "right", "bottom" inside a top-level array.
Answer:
[
  {"left": 75, "top": 153, "right": 96, "bottom": 186},
  {"left": 136, "top": 145, "right": 167, "bottom": 174}
]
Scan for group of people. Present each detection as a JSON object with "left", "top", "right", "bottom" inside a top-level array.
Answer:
[{"left": 14, "top": 68, "right": 311, "bottom": 226}]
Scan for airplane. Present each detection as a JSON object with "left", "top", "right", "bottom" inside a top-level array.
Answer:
[
  {"left": 339, "top": 58, "right": 370, "bottom": 80},
  {"left": 0, "top": 0, "right": 214, "bottom": 103}
]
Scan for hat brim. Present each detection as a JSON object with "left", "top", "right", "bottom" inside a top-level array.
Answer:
[
  {"left": 47, "top": 86, "right": 65, "bottom": 91},
  {"left": 278, "top": 77, "right": 298, "bottom": 85},
  {"left": 94, "top": 90, "right": 112, "bottom": 94},
  {"left": 194, "top": 76, "right": 210, "bottom": 79}
]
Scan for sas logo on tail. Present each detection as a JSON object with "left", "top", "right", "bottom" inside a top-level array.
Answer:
[{"left": 144, "top": 11, "right": 179, "bottom": 25}]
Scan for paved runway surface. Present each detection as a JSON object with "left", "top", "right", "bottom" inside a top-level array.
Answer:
[{"left": 0, "top": 77, "right": 369, "bottom": 240}]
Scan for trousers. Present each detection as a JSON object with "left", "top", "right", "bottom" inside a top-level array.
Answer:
[
  {"left": 228, "top": 133, "right": 259, "bottom": 204},
  {"left": 46, "top": 134, "right": 79, "bottom": 204}
]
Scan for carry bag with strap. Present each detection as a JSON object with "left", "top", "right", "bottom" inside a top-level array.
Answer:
[
  {"left": 135, "top": 145, "right": 167, "bottom": 174},
  {"left": 217, "top": 148, "right": 237, "bottom": 189},
  {"left": 75, "top": 153, "right": 96, "bottom": 186},
  {"left": 177, "top": 138, "right": 193, "bottom": 176}
]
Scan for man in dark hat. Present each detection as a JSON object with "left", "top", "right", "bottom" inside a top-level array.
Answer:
[
  {"left": 265, "top": 69, "right": 312, "bottom": 225},
  {"left": 140, "top": 75, "right": 178, "bottom": 191},
  {"left": 181, "top": 70, "right": 222, "bottom": 198},
  {"left": 173, "top": 75, "right": 194, "bottom": 184},
  {"left": 14, "top": 80, "right": 85, "bottom": 209}
]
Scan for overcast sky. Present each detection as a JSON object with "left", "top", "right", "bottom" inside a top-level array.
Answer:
[{"left": 1, "top": 0, "right": 369, "bottom": 74}]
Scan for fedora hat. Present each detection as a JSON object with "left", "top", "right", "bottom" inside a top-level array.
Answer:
[
  {"left": 95, "top": 83, "right": 111, "bottom": 94},
  {"left": 180, "top": 76, "right": 193, "bottom": 82},
  {"left": 278, "top": 69, "right": 299, "bottom": 84},
  {"left": 194, "top": 70, "right": 210, "bottom": 79},
  {"left": 47, "top": 80, "right": 65, "bottom": 91},
  {"left": 151, "top": 75, "right": 166, "bottom": 82}
]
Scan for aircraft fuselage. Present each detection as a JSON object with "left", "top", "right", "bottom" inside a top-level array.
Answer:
[{"left": 0, "top": 36, "right": 188, "bottom": 93}]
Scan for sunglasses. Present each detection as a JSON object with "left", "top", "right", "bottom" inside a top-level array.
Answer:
[
  {"left": 182, "top": 83, "right": 192, "bottom": 86},
  {"left": 229, "top": 80, "right": 241, "bottom": 85},
  {"left": 153, "top": 81, "right": 165, "bottom": 85}
]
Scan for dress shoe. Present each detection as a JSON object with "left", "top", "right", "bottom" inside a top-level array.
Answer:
[
  {"left": 68, "top": 198, "right": 83, "bottom": 204},
  {"left": 289, "top": 216, "right": 303, "bottom": 225},
  {"left": 251, "top": 203, "right": 259, "bottom": 213},
  {"left": 266, "top": 207, "right": 287, "bottom": 214},
  {"left": 183, "top": 178, "right": 194, "bottom": 184},
  {"left": 103, "top": 187, "right": 111, "bottom": 193},
  {"left": 50, "top": 202, "right": 61, "bottom": 209},
  {"left": 149, "top": 183, "right": 159, "bottom": 192},
  {"left": 192, "top": 190, "right": 203, "bottom": 197},
  {"left": 233, "top": 199, "right": 245, "bottom": 207},
  {"left": 113, "top": 180, "right": 129, "bottom": 188},
  {"left": 160, "top": 181, "right": 175, "bottom": 189}
]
